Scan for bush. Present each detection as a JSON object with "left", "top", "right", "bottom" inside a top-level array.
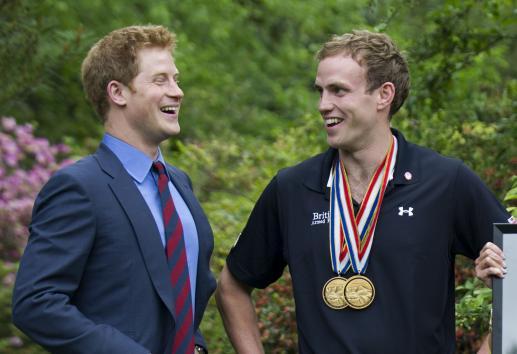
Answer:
[
  {"left": 0, "top": 117, "right": 72, "bottom": 261},
  {"left": 504, "top": 175, "right": 517, "bottom": 217},
  {"left": 0, "top": 117, "right": 72, "bottom": 353}
]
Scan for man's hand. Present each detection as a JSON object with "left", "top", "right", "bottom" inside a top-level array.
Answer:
[
  {"left": 475, "top": 242, "right": 506, "bottom": 287},
  {"left": 476, "top": 333, "right": 491, "bottom": 354}
]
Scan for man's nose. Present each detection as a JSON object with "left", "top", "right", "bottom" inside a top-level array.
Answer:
[
  {"left": 167, "top": 81, "right": 184, "bottom": 99},
  {"left": 318, "top": 92, "right": 333, "bottom": 115}
]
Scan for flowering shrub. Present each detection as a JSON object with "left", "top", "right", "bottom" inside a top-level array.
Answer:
[
  {"left": 255, "top": 272, "right": 297, "bottom": 353},
  {"left": 0, "top": 117, "right": 72, "bottom": 353},
  {"left": 0, "top": 117, "right": 73, "bottom": 261}
]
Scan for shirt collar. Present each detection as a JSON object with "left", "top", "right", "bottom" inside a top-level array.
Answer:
[
  {"left": 305, "top": 128, "right": 419, "bottom": 196},
  {"left": 326, "top": 135, "right": 399, "bottom": 188},
  {"left": 101, "top": 133, "right": 166, "bottom": 183},
  {"left": 390, "top": 128, "right": 420, "bottom": 185}
]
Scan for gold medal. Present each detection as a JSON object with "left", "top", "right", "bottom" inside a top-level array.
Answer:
[
  {"left": 343, "top": 275, "right": 375, "bottom": 310},
  {"left": 328, "top": 137, "right": 396, "bottom": 308},
  {"left": 322, "top": 277, "right": 348, "bottom": 310}
]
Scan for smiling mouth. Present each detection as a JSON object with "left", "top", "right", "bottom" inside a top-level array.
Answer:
[
  {"left": 160, "top": 105, "right": 178, "bottom": 114},
  {"left": 325, "top": 118, "right": 344, "bottom": 127}
]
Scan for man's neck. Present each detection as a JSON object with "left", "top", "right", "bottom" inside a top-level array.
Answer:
[
  {"left": 338, "top": 130, "right": 392, "bottom": 203},
  {"left": 105, "top": 124, "right": 159, "bottom": 160}
]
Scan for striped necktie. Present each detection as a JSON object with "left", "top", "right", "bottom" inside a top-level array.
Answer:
[{"left": 152, "top": 161, "right": 194, "bottom": 354}]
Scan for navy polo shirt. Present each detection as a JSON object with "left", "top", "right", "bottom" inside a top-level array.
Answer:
[{"left": 227, "top": 130, "right": 510, "bottom": 354}]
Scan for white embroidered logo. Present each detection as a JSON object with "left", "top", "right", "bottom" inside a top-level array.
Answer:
[
  {"left": 398, "top": 206, "right": 414, "bottom": 216},
  {"left": 311, "top": 210, "right": 330, "bottom": 226}
]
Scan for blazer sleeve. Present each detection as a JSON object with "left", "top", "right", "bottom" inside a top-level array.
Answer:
[{"left": 12, "top": 170, "right": 149, "bottom": 354}]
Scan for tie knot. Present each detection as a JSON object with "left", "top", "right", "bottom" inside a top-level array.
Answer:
[{"left": 152, "top": 161, "right": 167, "bottom": 176}]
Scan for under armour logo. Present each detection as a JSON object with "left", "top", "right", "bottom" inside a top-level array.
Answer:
[{"left": 398, "top": 206, "right": 414, "bottom": 216}]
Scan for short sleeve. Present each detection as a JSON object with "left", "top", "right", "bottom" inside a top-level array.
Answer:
[
  {"left": 452, "top": 163, "right": 511, "bottom": 258},
  {"left": 226, "top": 176, "right": 286, "bottom": 289}
]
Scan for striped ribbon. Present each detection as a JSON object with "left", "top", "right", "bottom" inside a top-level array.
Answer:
[{"left": 329, "top": 136, "right": 397, "bottom": 275}]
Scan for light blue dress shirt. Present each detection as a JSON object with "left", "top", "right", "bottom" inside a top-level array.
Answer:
[{"left": 102, "top": 134, "right": 199, "bottom": 312}]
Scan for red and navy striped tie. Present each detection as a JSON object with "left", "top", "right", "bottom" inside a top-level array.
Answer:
[{"left": 152, "top": 161, "right": 195, "bottom": 354}]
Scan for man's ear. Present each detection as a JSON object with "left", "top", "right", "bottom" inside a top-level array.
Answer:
[
  {"left": 107, "top": 80, "right": 128, "bottom": 107},
  {"left": 377, "top": 82, "right": 395, "bottom": 111}
]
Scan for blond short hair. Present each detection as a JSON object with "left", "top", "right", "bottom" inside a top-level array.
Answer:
[{"left": 317, "top": 30, "right": 410, "bottom": 117}]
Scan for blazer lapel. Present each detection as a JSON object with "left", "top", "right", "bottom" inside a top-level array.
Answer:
[{"left": 94, "top": 144, "right": 175, "bottom": 318}]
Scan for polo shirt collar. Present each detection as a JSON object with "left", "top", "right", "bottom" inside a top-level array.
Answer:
[
  {"left": 303, "top": 128, "right": 420, "bottom": 196},
  {"left": 390, "top": 128, "right": 420, "bottom": 185},
  {"left": 302, "top": 147, "right": 336, "bottom": 197}
]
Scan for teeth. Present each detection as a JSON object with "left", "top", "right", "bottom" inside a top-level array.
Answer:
[
  {"left": 325, "top": 118, "right": 343, "bottom": 126},
  {"left": 160, "top": 106, "right": 177, "bottom": 113}
]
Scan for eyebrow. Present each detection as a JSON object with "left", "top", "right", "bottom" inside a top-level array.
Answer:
[
  {"left": 151, "top": 72, "right": 180, "bottom": 79},
  {"left": 314, "top": 81, "right": 349, "bottom": 90},
  {"left": 328, "top": 80, "right": 348, "bottom": 87}
]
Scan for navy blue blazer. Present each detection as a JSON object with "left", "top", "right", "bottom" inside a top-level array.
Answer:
[{"left": 12, "top": 143, "right": 216, "bottom": 354}]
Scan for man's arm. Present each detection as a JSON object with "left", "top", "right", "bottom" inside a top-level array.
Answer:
[
  {"left": 12, "top": 171, "right": 148, "bottom": 354},
  {"left": 477, "top": 333, "right": 491, "bottom": 354},
  {"left": 215, "top": 265, "right": 264, "bottom": 354}
]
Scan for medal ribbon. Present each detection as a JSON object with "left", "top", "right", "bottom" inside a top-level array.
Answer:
[{"left": 329, "top": 136, "right": 397, "bottom": 275}]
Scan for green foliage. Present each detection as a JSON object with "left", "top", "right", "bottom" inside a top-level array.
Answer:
[
  {"left": 0, "top": 261, "right": 18, "bottom": 351},
  {"left": 455, "top": 278, "right": 492, "bottom": 333},
  {"left": 454, "top": 276, "right": 493, "bottom": 353},
  {"left": 255, "top": 273, "right": 297, "bottom": 354},
  {"left": 0, "top": 261, "right": 46, "bottom": 354},
  {"left": 1, "top": 0, "right": 516, "bottom": 353},
  {"left": 0, "top": 0, "right": 365, "bottom": 143},
  {"left": 0, "top": 0, "right": 40, "bottom": 109},
  {"left": 393, "top": 0, "right": 517, "bottom": 197},
  {"left": 504, "top": 175, "right": 517, "bottom": 216},
  {"left": 170, "top": 113, "right": 324, "bottom": 241}
]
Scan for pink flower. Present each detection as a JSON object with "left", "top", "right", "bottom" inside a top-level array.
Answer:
[
  {"left": 0, "top": 116, "right": 74, "bottom": 261},
  {"left": 1, "top": 117, "right": 17, "bottom": 132},
  {"left": 8, "top": 336, "right": 23, "bottom": 348}
]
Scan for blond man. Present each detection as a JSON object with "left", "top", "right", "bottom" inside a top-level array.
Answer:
[{"left": 216, "top": 30, "right": 509, "bottom": 353}]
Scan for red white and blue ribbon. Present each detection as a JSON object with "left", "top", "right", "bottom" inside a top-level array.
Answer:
[{"left": 329, "top": 136, "right": 397, "bottom": 275}]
